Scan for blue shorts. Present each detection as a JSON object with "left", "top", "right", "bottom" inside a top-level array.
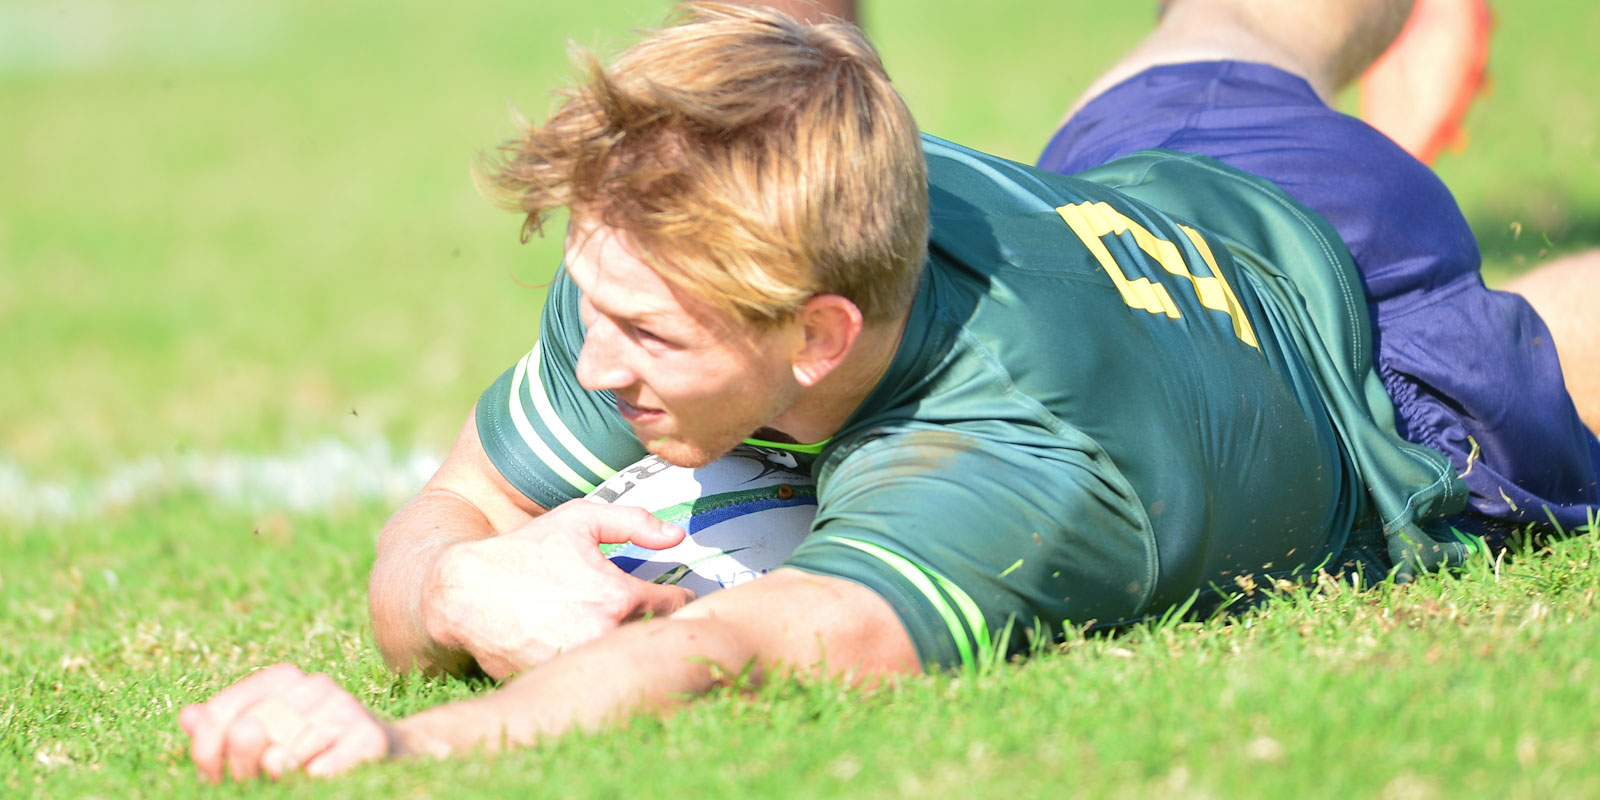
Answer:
[{"left": 1039, "top": 61, "right": 1600, "bottom": 534}]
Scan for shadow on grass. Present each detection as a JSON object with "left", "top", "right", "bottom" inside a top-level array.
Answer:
[{"left": 1040, "top": 514, "right": 1599, "bottom": 664}]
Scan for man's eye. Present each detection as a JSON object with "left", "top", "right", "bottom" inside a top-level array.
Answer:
[{"left": 635, "top": 326, "right": 668, "bottom": 345}]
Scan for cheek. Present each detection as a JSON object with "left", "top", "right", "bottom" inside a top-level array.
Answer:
[
  {"left": 638, "top": 352, "right": 728, "bottom": 404},
  {"left": 659, "top": 352, "right": 776, "bottom": 409}
]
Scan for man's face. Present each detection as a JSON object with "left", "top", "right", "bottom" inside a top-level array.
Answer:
[{"left": 564, "top": 221, "right": 804, "bottom": 468}]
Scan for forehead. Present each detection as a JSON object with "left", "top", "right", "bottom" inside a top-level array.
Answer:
[
  {"left": 563, "top": 221, "right": 688, "bottom": 320},
  {"left": 562, "top": 220, "right": 770, "bottom": 348}
]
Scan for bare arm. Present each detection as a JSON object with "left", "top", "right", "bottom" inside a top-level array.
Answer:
[
  {"left": 183, "top": 569, "right": 918, "bottom": 781},
  {"left": 1504, "top": 249, "right": 1600, "bottom": 436},
  {"left": 368, "top": 410, "right": 544, "bottom": 674},
  {"left": 392, "top": 568, "right": 918, "bottom": 753},
  {"left": 368, "top": 410, "right": 693, "bottom": 678}
]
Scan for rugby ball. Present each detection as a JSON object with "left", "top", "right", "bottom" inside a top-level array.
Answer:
[{"left": 587, "top": 445, "right": 818, "bottom": 597}]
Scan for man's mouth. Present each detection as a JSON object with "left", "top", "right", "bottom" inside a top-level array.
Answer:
[{"left": 616, "top": 396, "right": 663, "bottom": 422}]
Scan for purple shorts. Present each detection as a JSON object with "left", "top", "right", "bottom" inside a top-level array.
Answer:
[{"left": 1039, "top": 61, "right": 1599, "bottom": 534}]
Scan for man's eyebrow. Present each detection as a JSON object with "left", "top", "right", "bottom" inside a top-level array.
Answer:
[
  {"left": 576, "top": 279, "right": 683, "bottom": 330},
  {"left": 609, "top": 304, "right": 680, "bottom": 329},
  {"left": 563, "top": 232, "right": 689, "bottom": 329}
]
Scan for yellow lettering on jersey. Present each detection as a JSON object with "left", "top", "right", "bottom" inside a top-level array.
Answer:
[
  {"left": 1056, "top": 202, "right": 1180, "bottom": 319},
  {"left": 1176, "top": 225, "right": 1259, "bottom": 348},
  {"left": 1055, "top": 201, "right": 1259, "bottom": 350}
]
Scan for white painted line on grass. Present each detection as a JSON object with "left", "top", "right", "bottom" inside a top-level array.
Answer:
[
  {"left": 0, "top": 0, "right": 282, "bottom": 75},
  {"left": 0, "top": 439, "right": 441, "bottom": 522}
]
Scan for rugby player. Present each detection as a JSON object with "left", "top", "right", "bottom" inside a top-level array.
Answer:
[{"left": 180, "top": 0, "right": 1600, "bottom": 781}]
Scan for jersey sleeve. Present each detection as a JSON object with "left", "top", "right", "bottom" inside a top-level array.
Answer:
[
  {"left": 784, "top": 428, "right": 1159, "bottom": 672},
  {"left": 474, "top": 269, "right": 647, "bottom": 509}
]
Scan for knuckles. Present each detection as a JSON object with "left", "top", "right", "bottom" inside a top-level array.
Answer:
[
  {"left": 264, "top": 662, "right": 305, "bottom": 676},
  {"left": 183, "top": 663, "right": 391, "bottom": 782},
  {"left": 255, "top": 663, "right": 308, "bottom": 688},
  {"left": 227, "top": 716, "right": 270, "bottom": 753},
  {"left": 417, "top": 513, "right": 664, "bottom": 671}
]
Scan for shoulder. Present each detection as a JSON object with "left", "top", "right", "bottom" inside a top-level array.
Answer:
[
  {"left": 1069, "top": 148, "right": 1353, "bottom": 286},
  {"left": 791, "top": 425, "right": 1160, "bottom": 669},
  {"left": 921, "top": 132, "right": 1091, "bottom": 211},
  {"left": 817, "top": 426, "right": 1130, "bottom": 511}
]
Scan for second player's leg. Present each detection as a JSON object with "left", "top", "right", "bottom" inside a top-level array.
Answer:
[
  {"left": 1039, "top": 0, "right": 1600, "bottom": 533},
  {"left": 1062, "top": 0, "right": 1413, "bottom": 122},
  {"left": 1504, "top": 251, "right": 1600, "bottom": 436}
]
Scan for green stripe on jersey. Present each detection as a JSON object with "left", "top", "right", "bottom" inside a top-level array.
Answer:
[
  {"left": 648, "top": 485, "right": 819, "bottom": 527},
  {"left": 522, "top": 344, "right": 621, "bottom": 482},
  {"left": 742, "top": 436, "right": 831, "bottom": 455},
  {"left": 509, "top": 349, "right": 597, "bottom": 495},
  {"left": 823, "top": 536, "right": 994, "bottom": 672}
]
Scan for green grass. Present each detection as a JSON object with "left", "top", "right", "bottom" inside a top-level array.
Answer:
[
  {"left": 6, "top": 506, "right": 1598, "bottom": 797},
  {"left": 3, "top": 0, "right": 1599, "bottom": 796},
  {"left": 2, "top": 0, "right": 1596, "bottom": 471}
]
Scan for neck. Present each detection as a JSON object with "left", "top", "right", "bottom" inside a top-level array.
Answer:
[{"left": 766, "top": 312, "right": 909, "bottom": 444}]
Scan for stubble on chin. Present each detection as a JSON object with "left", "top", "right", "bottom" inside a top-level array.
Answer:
[{"left": 643, "top": 436, "right": 740, "bottom": 469}]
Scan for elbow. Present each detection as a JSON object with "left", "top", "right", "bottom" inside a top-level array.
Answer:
[
  {"left": 369, "top": 598, "right": 477, "bottom": 678},
  {"left": 368, "top": 579, "right": 433, "bottom": 675},
  {"left": 368, "top": 596, "right": 420, "bottom": 673},
  {"left": 367, "top": 551, "right": 476, "bottom": 678}
]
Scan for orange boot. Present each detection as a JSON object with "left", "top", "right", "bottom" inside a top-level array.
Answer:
[{"left": 1359, "top": 0, "right": 1494, "bottom": 165}]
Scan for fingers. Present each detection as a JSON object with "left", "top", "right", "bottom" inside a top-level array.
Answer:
[
  {"left": 186, "top": 663, "right": 306, "bottom": 783},
  {"left": 178, "top": 704, "right": 202, "bottom": 737},
  {"left": 620, "top": 518, "right": 688, "bottom": 550},
  {"left": 471, "top": 651, "right": 518, "bottom": 683},
  {"left": 246, "top": 695, "right": 312, "bottom": 744},
  {"left": 625, "top": 579, "right": 697, "bottom": 622},
  {"left": 558, "top": 500, "right": 687, "bottom": 549},
  {"left": 260, "top": 744, "right": 293, "bottom": 780},
  {"left": 243, "top": 688, "right": 327, "bottom": 778},
  {"left": 257, "top": 675, "right": 392, "bottom": 780},
  {"left": 224, "top": 715, "right": 273, "bottom": 782},
  {"left": 302, "top": 712, "right": 395, "bottom": 777},
  {"left": 183, "top": 666, "right": 392, "bottom": 783},
  {"left": 269, "top": 708, "right": 358, "bottom": 777}
]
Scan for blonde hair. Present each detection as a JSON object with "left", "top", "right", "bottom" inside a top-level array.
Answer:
[{"left": 477, "top": 2, "right": 928, "bottom": 324}]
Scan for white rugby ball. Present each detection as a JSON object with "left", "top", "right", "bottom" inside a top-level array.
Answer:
[{"left": 587, "top": 445, "right": 818, "bottom": 597}]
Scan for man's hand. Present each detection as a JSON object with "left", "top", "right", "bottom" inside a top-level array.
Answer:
[
  {"left": 181, "top": 570, "right": 918, "bottom": 782},
  {"left": 178, "top": 664, "right": 400, "bottom": 782},
  {"left": 421, "top": 499, "right": 697, "bottom": 679}
]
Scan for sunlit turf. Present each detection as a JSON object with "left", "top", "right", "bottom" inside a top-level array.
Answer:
[
  {"left": 4, "top": 500, "right": 1597, "bottom": 798},
  {"left": 4, "top": 0, "right": 1599, "bottom": 796},
  {"left": 3, "top": 0, "right": 1597, "bottom": 476}
]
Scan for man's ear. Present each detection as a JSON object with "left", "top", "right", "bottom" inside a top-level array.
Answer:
[{"left": 791, "top": 294, "right": 865, "bottom": 388}]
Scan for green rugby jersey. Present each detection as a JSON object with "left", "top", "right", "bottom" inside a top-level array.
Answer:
[{"left": 476, "top": 134, "right": 1467, "bottom": 671}]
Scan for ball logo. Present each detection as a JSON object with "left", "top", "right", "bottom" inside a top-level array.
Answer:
[
  {"left": 587, "top": 455, "right": 675, "bottom": 504},
  {"left": 590, "top": 446, "right": 819, "bottom": 597}
]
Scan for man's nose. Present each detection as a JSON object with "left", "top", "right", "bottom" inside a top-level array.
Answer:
[{"left": 574, "top": 319, "right": 634, "bottom": 391}]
